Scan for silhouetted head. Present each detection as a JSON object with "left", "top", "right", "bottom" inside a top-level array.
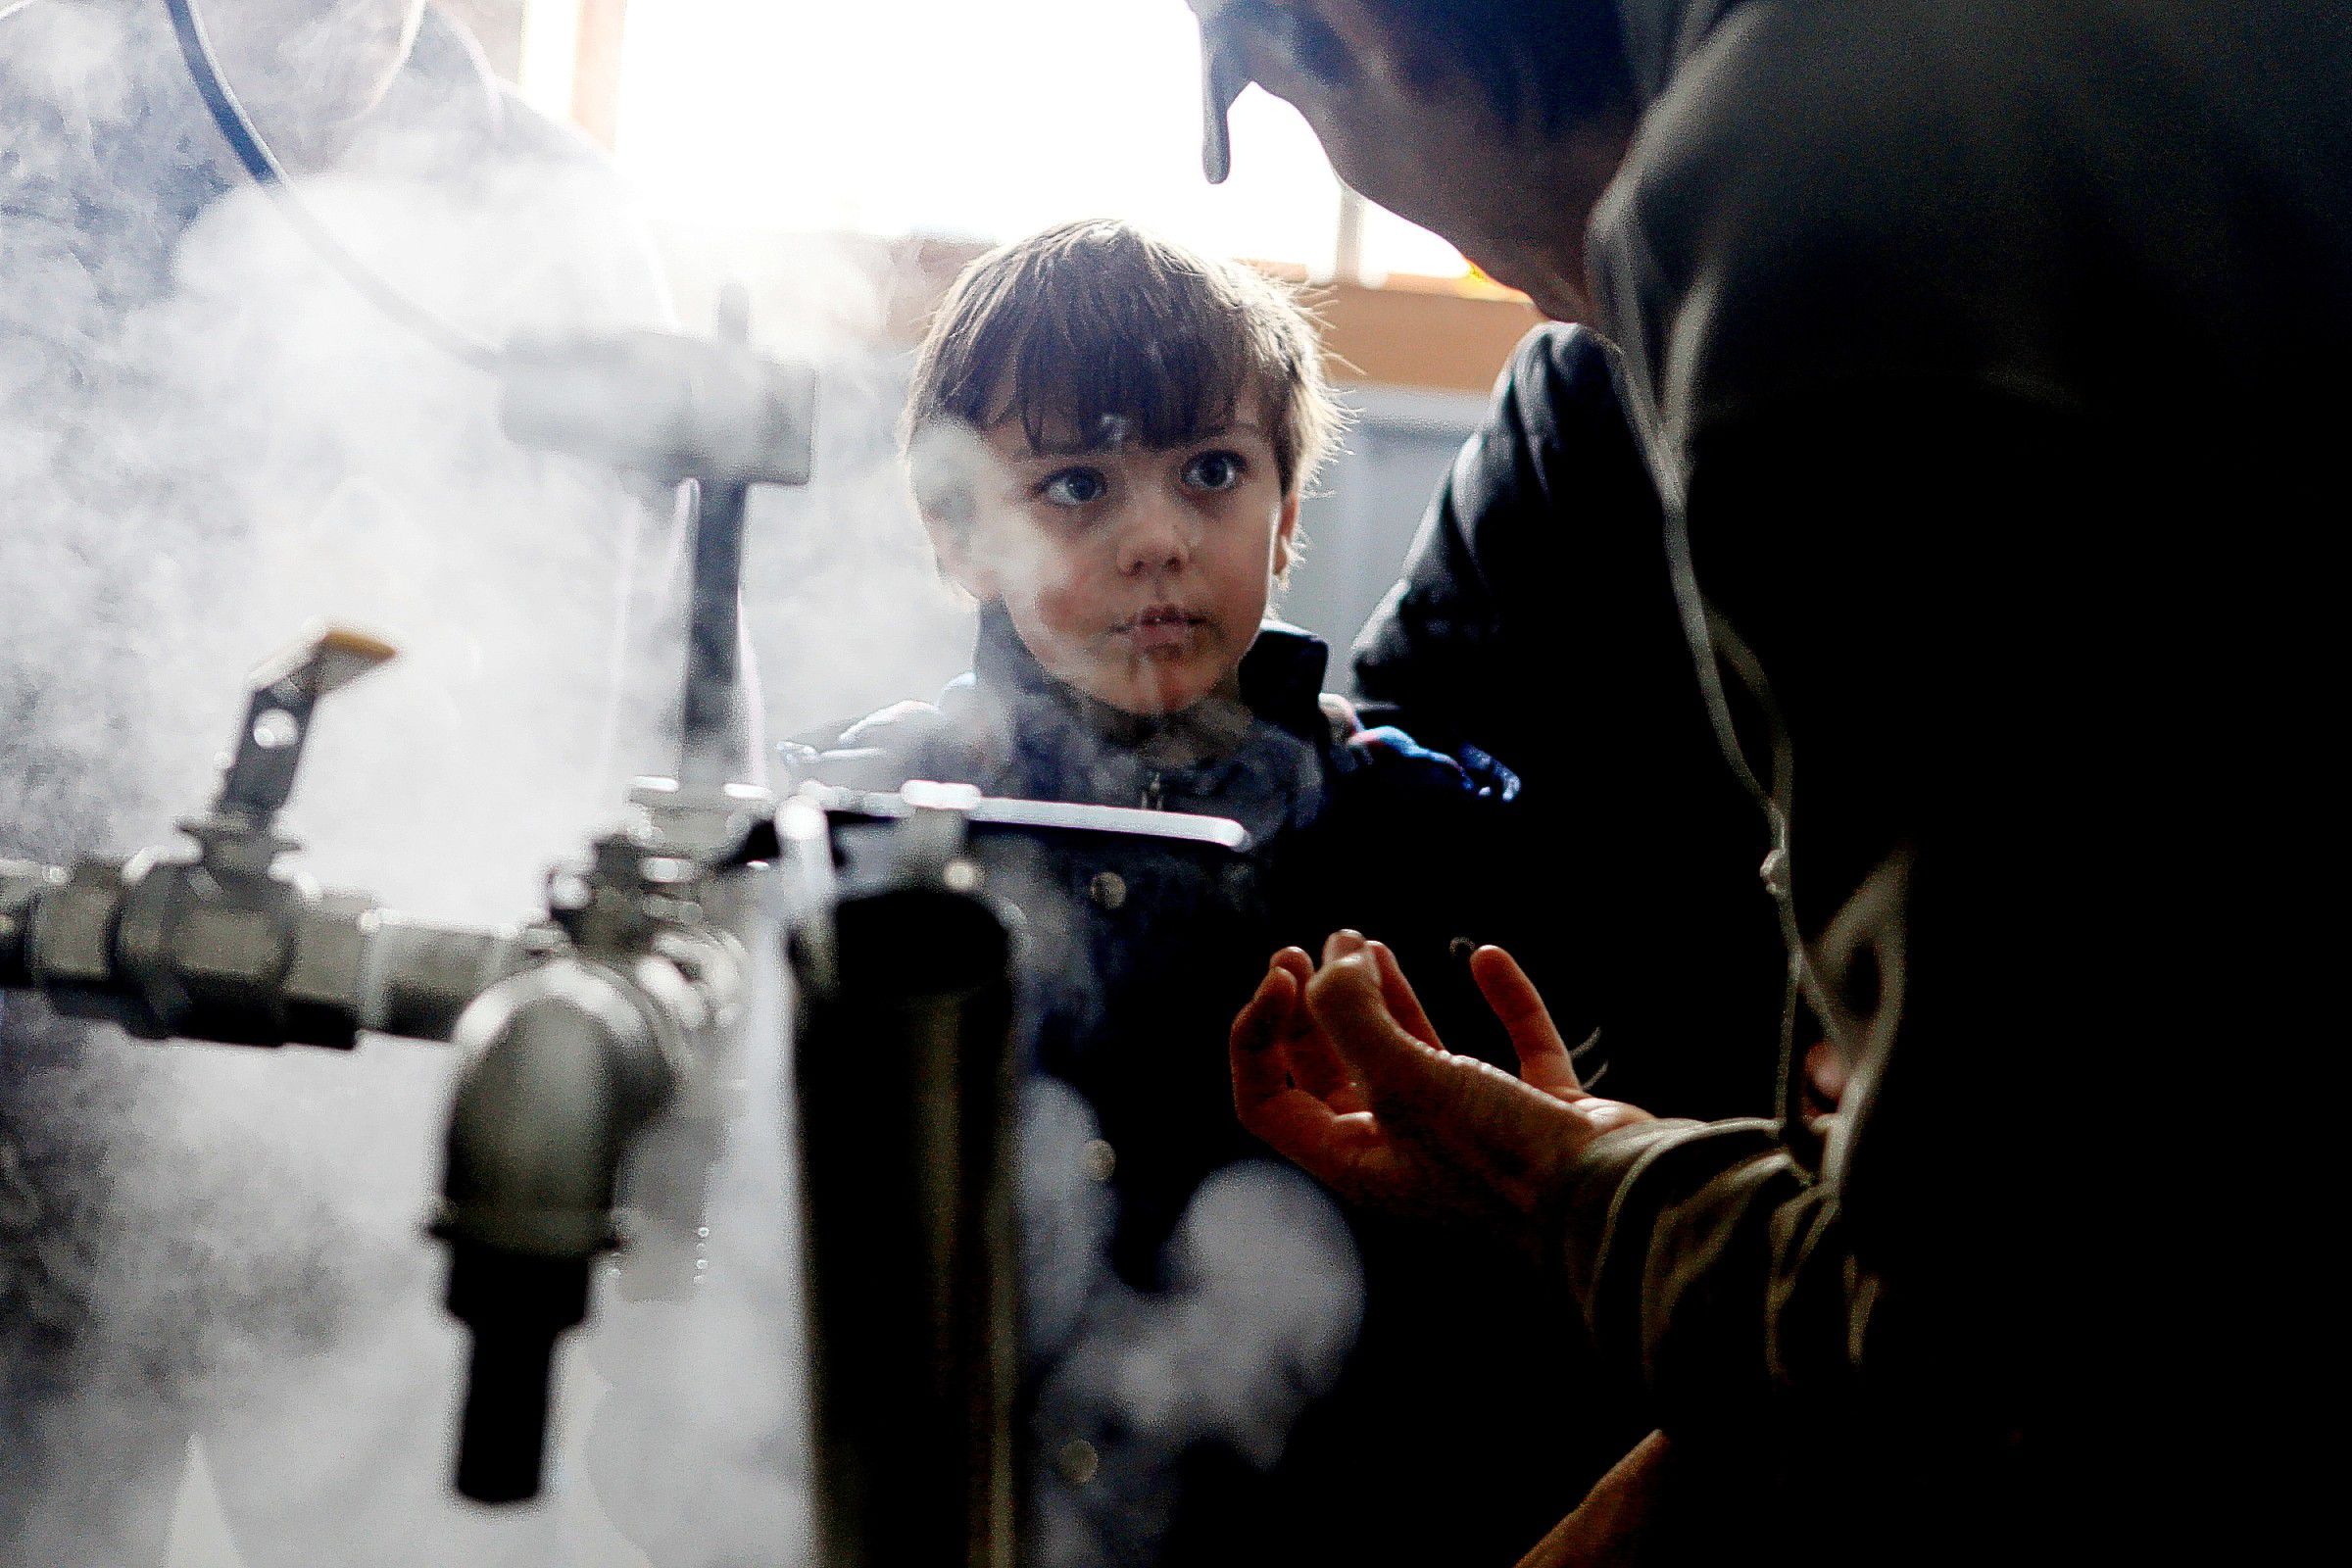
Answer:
[
  {"left": 1190, "top": 0, "right": 1640, "bottom": 319},
  {"left": 193, "top": 0, "right": 428, "bottom": 170}
]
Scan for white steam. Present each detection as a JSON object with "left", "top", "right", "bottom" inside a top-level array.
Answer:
[
  {"left": 0, "top": 5, "right": 871, "bottom": 1564},
  {"left": 4, "top": 8, "right": 1357, "bottom": 1567},
  {"left": 1020, "top": 1080, "right": 1363, "bottom": 1568}
]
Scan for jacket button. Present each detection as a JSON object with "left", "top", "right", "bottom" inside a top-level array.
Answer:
[
  {"left": 1088, "top": 871, "right": 1127, "bottom": 911},
  {"left": 1056, "top": 1439, "right": 1101, "bottom": 1486},
  {"left": 1081, "top": 1139, "right": 1116, "bottom": 1183}
]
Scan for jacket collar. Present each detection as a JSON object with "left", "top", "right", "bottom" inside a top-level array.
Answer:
[{"left": 971, "top": 603, "right": 1331, "bottom": 747}]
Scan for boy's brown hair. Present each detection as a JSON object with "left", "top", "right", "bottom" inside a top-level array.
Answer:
[{"left": 903, "top": 219, "right": 1343, "bottom": 520}]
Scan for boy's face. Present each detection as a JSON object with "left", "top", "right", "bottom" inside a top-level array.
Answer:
[{"left": 935, "top": 395, "right": 1299, "bottom": 718}]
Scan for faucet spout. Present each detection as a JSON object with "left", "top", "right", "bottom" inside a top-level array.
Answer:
[{"left": 435, "top": 959, "right": 676, "bottom": 1502}]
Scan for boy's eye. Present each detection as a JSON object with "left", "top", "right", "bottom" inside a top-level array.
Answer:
[
  {"left": 1038, "top": 467, "right": 1108, "bottom": 507},
  {"left": 1182, "top": 451, "right": 1247, "bottom": 492}
]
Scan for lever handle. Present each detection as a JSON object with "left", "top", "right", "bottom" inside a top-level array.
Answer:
[
  {"left": 498, "top": 328, "right": 816, "bottom": 490},
  {"left": 214, "top": 624, "right": 396, "bottom": 822}
]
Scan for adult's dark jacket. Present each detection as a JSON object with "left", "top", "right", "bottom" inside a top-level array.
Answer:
[
  {"left": 1538, "top": 0, "right": 2351, "bottom": 1559},
  {"left": 1351, "top": 322, "right": 1783, "bottom": 1120},
  {"left": 787, "top": 609, "right": 1641, "bottom": 1568}
]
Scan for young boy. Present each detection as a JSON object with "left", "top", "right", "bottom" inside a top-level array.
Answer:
[{"left": 785, "top": 220, "right": 1629, "bottom": 1567}]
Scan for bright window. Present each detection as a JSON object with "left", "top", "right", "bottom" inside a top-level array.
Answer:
[{"left": 525, "top": 0, "right": 1469, "bottom": 283}]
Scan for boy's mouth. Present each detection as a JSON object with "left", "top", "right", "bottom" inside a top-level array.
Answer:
[{"left": 1112, "top": 605, "right": 1209, "bottom": 651}]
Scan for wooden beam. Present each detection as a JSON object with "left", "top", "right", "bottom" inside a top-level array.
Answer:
[
  {"left": 652, "top": 226, "right": 1542, "bottom": 398},
  {"left": 433, "top": 0, "right": 526, "bottom": 81},
  {"left": 1314, "top": 277, "right": 1543, "bottom": 396},
  {"left": 569, "top": 0, "right": 629, "bottom": 148}
]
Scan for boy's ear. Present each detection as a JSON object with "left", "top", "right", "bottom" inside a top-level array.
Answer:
[
  {"left": 924, "top": 511, "right": 1000, "bottom": 602},
  {"left": 1271, "top": 490, "right": 1302, "bottom": 582},
  {"left": 908, "top": 421, "right": 1005, "bottom": 602}
]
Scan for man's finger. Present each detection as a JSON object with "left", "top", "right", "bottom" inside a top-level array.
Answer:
[
  {"left": 1470, "top": 945, "right": 1583, "bottom": 1098},
  {"left": 1513, "top": 1431, "right": 1675, "bottom": 1568},
  {"left": 1230, "top": 959, "right": 1302, "bottom": 1123},
  {"left": 1321, "top": 928, "right": 1369, "bottom": 965},
  {"left": 1367, "top": 940, "right": 1443, "bottom": 1049},
  {"left": 1284, "top": 1010, "right": 1369, "bottom": 1111},
  {"left": 1252, "top": 947, "right": 1366, "bottom": 1109},
  {"left": 1303, "top": 949, "right": 1449, "bottom": 1111}
]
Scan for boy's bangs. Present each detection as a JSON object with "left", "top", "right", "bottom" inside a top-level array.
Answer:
[
  {"left": 906, "top": 220, "right": 1337, "bottom": 500},
  {"left": 985, "top": 299, "right": 1254, "bottom": 458}
]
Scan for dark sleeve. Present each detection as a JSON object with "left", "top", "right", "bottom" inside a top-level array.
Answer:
[
  {"left": 1578, "top": 384, "right": 2176, "bottom": 1433},
  {"left": 1564, "top": 24, "right": 2200, "bottom": 1462},
  {"left": 773, "top": 699, "right": 967, "bottom": 791},
  {"left": 1347, "top": 324, "right": 1658, "bottom": 770}
]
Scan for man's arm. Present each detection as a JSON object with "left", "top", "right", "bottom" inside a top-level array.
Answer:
[{"left": 1563, "top": 3, "right": 2155, "bottom": 1443}]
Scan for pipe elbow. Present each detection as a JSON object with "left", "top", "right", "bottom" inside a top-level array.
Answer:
[{"left": 438, "top": 959, "right": 674, "bottom": 1259}]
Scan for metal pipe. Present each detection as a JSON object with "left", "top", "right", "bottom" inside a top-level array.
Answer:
[
  {"left": 678, "top": 477, "right": 751, "bottom": 790},
  {"left": 0, "top": 852, "right": 520, "bottom": 1049},
  {"left": 792, "top": 878, "right": 1019, "bottom": 1568},
  {"left": 433, "top": 958, "right": 677, "bottom": 1503},
  {"left": 429, "top": 821, "right": 753, "bottom": 1504},
  {"left": 1, "top": 859, "right": 54, "bottom": 989}
]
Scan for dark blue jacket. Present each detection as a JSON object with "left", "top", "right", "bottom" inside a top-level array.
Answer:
[
  {"left": 1352, "top": 323, "right": 1783, "bottom": 1121},
  {"left": 785, "top": 608, "right": 1637, "bottom": 1568}
]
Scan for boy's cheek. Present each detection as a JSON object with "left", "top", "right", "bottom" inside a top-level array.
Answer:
[
  {"left": 1024, "top": 576, "right": 1111, "bottom": 652},
  {"left": 964, "top": 517, "right": 1058, "bottom": 605},
  {"left": 971, "top": 526, "right": 1098, "bottom": 632}
]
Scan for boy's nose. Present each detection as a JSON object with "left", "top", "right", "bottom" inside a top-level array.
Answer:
[{"left": 1117, "top": 500, "right": 1197, "bottom": 575}]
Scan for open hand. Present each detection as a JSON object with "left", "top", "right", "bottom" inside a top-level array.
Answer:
[{"left": 1228, "top": 931, "right": 1653, "bottom": 1247}]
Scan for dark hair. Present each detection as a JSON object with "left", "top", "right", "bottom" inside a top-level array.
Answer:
[
  {"left": 902, "top": 220, "right": 1342, "bottom": 517},
  {"left": 1298, "top": 1, "right": 1634, "bottom": 130}
]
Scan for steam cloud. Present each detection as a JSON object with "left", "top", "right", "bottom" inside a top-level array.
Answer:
[
  {"left": 1018, "top": 1079, "right": 1362, "bottom": 1568},
  {"left": 0, "top": 5, "right": 857, "bottom": 1563},
  {"left": 4, "top": 6, "right": 1355, "bottom": 1566}
]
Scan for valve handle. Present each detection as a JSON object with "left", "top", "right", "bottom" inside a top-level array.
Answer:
[{"left": 214, "top": 624, "right": 397, "bottom": 822}]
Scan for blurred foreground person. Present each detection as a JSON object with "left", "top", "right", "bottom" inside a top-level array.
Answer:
[
  {"left": 1, "top": 3, "right": 676, "bottom": 1562},
  {"left": 1197, "top": 0, "right": 2350, "bottom": 1560}
]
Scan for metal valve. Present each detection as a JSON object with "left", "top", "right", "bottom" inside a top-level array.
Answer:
[
  {"left": 0, "top": 626, "right": 516, "bottom": 1047},
  {"left": 212, "top": 625, "right": 396, "bottom": 829}
]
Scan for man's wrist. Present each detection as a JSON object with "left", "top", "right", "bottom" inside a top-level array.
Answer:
[
  {"left": 1544, "top": 1119, "right": 1696, "bottom": 1306},
  {"left": 1544, "top": 1118, "right": 1783, "bottom": 1334}
]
